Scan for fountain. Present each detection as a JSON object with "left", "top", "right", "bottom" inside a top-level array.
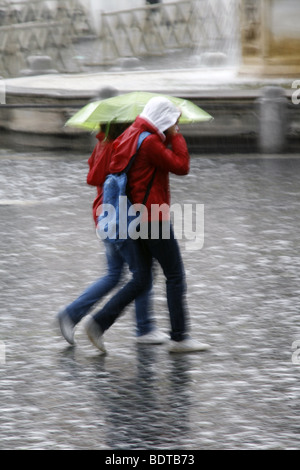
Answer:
[
  {"left": 240, "top": 0, "right": 300, "bottom": 76},
  {"left": 193, "top": 0, "right": 240, "bottom": 69},
  {"left": 0, "top": 0, "right": 299, "bottom": 153}
]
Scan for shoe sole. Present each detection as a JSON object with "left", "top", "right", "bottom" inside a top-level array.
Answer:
[
  {"left": 136, "top": 337, "right": 167, "bottom": 345},
  {"left": 168, "top": 344, "right": 210, "bottom": 353},
  {"left": 136, "top": 331, "right": 168, "bottom": 345}
]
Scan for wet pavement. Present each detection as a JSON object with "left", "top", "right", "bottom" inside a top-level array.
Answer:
[{"left": 1, "top": 148, "right": 300, "bottom": 450}]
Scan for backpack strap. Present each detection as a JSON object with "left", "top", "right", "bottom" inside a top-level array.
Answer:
[
  {"left": 122, "top": 131, "right": 156, "bottom": 205},
  {"left": 123, "top": 131, "right": 151, "bottom": 174},
  {"left": 137, "top": 131, "right": 151, "bottom": 150},
  {"left": 137, "top": 132, "right": 157, "bottom": 205}
]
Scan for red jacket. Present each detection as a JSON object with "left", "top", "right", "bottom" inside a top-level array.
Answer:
[
  {"left": 87, "top": 132, "right": 114, "bottom": 225},
  {"left": 110, "top": 116, "right": 190, "bottom": 220}
]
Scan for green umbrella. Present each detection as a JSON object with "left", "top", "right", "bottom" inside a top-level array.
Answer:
[{"left": 65, "top": 91, "right": 213, "bottom": 131}]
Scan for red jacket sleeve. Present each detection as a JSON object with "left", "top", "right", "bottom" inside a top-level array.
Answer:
[{"left": 141, "top": 133, "right": 190, "bottom": 175}]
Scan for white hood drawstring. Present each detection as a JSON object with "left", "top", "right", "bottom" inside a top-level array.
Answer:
[{"left": 140, "top": 97, "right": 181, "bottom": 139}]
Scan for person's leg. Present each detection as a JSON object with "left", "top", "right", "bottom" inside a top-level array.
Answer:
[
  {"left": 87, "top": 238, "right": 151, "bottom": 341},
  {"left": 134, "top": 276, "right": 154, "bottom": 336},
  {"left": 103, "top": 241, "right": 165, "bottom": 341},
  {"left": 143, "top": 223, "right": 188, "bottom": 342},
  {"left": 57, "top": 242, "right": 124, "bottom": 344},
  {"left": 132, "top": 240, "right": 156, "bottom": 337},
  {"left": 66, "top": 242, "right": 124, "bottom": 324},
  {"left": 143, "top": 222, "right": 210, "bottom": 352}
]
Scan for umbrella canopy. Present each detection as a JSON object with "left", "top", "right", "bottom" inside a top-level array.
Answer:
[{"left": 65, "top": 91, "right": 213, "bottom": 131}]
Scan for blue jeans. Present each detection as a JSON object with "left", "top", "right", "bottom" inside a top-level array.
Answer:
[
  {"left": 65, "top": 239, "right": 154, "bottom": 336},
  {"left": 142, "top": 222, "right": 189, "bottom": 342},
  {"left": 92, "top": 238, "right": 152, "bottom": 333},
  {"left": 93, "top": 222, "right": 189, "bottom": 342}
]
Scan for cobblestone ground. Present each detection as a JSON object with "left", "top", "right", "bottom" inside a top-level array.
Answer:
[{"left": 0, "top": 149, "right": 300, "bottom": 450}]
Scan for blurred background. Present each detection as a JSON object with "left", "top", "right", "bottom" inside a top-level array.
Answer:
[{"left": 0, "top": 0, "right": 299, "bottom": 153}]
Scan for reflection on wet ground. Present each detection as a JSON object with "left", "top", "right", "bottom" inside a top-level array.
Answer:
[{"left": 0, "top": 150, "right": 300, "bottom": 449}]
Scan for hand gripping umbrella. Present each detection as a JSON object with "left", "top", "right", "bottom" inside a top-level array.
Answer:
[{"left": 65, "top": 91, "right": 213, "bottom": 131}]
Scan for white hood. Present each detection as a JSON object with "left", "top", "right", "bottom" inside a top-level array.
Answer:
[{"left": 140, "top": 97, "right": 181, "bottom": 136}]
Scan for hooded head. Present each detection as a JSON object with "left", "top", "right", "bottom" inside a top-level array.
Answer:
[{"left": 140, "top": 97, "right": 181, "bottom": 136}]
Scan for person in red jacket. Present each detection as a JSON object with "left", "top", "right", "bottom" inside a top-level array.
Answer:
[
  {"left": 57, "top": 122, "right": 167, "bottom": 346},
  {"left": 85, "top": 97, "right": 209, "bottom": 353}
]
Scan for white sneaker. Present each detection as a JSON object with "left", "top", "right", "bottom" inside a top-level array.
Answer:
[
  {"left": 136, "top": 329, "right": 168, "bottom": 344},
  {"left": 85, "top": 317, "right": 106, "bottom": 354},
  {"left": 168, "top": 337, "right": 210, "bottom": 353},
  {"left": 57, "top": 309, "right": 76, "bottom": 345}
]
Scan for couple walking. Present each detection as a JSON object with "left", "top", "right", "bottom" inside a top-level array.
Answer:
[{"left": 57, "top": 96, "right": 209, "bottom": 354}]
